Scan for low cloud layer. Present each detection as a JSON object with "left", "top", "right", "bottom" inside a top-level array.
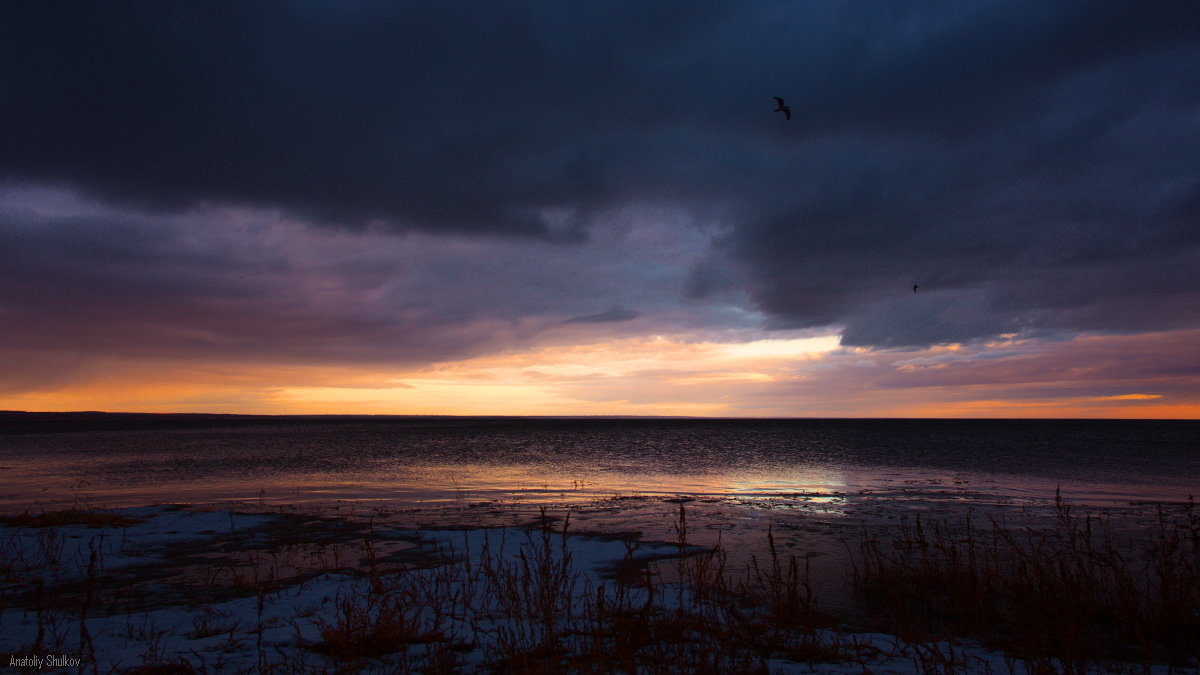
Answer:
[
  {"left": 0, "top": 188, "right": 740, "bottom": 379},
  {"left": 564, "top": 306, "right": 641, "bottom": 324}
]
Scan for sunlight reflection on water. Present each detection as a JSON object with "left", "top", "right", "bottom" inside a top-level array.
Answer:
[{"left": 1, "top": 417, "right": 1196, "bottom": 512}]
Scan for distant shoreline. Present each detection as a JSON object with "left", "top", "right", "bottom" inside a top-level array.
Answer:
[{"left": 2, "top": 410, "right": 1196, "bottom": 436}]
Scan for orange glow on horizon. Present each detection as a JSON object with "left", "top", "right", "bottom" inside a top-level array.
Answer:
[{"left": 2, "top": 331, "right": 1197, "bottom": 419}]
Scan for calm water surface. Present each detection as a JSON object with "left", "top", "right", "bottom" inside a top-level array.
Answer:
[{"left": 0, "top": 415, "right": 1195, "bottom": 512}]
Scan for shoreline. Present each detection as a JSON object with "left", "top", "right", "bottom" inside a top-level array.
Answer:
[{"left": 2, "top": 493, "right": 1197, "bottom": 673}]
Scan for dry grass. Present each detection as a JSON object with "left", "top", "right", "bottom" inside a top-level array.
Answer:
[
  {"left": 851, "top": 489, "right": 1200, "bottom": 669},
  {"left": 297, "top": 505, "right": 866, "bottom": 672},
  {"left": 472, "top": 505, "right": 865, "bottom": 673},
  {"left": 4, "top": 497, "right": 1195, "bottom": 672}
]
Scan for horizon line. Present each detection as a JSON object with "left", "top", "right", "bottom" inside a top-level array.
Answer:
[{"left": 1, "top": 410, "right": 1196, "bottom": 422}]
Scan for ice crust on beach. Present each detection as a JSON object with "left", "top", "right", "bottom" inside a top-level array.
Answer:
[
  {"left": 0, "top": 505, "right": 278, "bottom": 580},
  {"left": 0, "top": 505, "right": 1189, "bottom": 674}
]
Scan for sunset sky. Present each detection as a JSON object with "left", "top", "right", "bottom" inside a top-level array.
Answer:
[{"left": 2, "top": 1, "right": 1198, "bottom": 418}]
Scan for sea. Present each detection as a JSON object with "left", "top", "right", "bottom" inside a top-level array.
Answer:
[{"left": 0, "top": 413, "right": 1196, "bottom": 512}]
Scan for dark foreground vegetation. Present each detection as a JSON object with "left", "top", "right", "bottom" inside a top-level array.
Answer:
[
  {"left": 1, "top": 496, "right": 1197, "bottom": 673},
  {"left": 853, "top": 490, "right": 1200, "bottom": 672}
]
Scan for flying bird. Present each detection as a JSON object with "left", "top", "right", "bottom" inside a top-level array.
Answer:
[{"left": 773, "top": 97, "right": 791, "bottom": 120}]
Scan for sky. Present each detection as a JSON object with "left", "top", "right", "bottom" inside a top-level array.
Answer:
[{"left": 2, "top": 1, "right": 1199, "bottom": 418}]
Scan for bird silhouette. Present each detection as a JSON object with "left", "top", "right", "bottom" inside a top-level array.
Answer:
[
  {"left": 773, "top": 97, "right": 791, "bottom": 120},
  {"left": 913, "top": 284, "right": 919, "bottom": 293}
]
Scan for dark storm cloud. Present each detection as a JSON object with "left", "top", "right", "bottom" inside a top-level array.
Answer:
[
  {"left": 1, "top": 0, "right": 741, "bottom": 238},
  {"left": 3, "top": 1, "right": 1200, "bottom": 350},
  {"left": 710, "top": 1, "right": 1200, "bottom": 347}
]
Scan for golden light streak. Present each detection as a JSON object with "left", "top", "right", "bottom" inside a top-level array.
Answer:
[
  {"left": 720, "top": 336, "right": 841, "bottom": 359},
  {"left": 268, "top": 334, "right": 838, "bottom": 415}
]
